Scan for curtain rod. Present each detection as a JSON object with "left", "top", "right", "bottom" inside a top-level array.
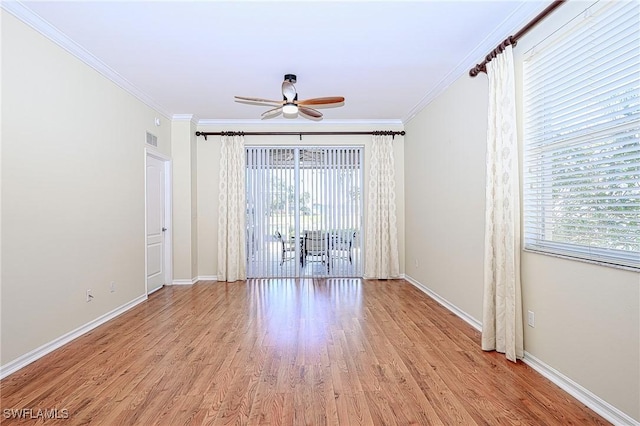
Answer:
[
  {"left": 195, "top": 130, "right": 406, "bottom": 141},
  {"left": 469, "top": 0, "right": 566, "bottom": 77}
]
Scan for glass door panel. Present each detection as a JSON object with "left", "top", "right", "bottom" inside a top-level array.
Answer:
[{"left": 246, "top": 146, "right": 362, "bottom": 278}]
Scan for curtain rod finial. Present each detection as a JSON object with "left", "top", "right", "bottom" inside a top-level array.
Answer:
[{"left": 469, "top": 64, "right": 486, "bottom": 77}]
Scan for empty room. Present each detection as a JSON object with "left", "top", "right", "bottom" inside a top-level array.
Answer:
[{"left": 1, "top": 0, "right": 638, "bottom": 425}]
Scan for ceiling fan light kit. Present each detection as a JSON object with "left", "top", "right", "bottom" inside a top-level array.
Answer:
[
  {"left": 235, "top": 74, "right": 344, "bottom": 120},
  {"left": 282, "top": 103, "right": 298, "bottom": 115}
]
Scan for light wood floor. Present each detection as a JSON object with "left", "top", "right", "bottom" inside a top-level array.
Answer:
[{"left": 1, "top": 279, "right": 608, "bottom": 425}]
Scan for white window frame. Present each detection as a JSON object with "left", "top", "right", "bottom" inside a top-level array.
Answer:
[{"left": 522, "top": 0, "right": 640, "bottom": 270}]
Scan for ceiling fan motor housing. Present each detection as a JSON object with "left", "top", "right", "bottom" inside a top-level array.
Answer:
[{"left": 284, "top": 74, "right": 297, "bottom": 83}]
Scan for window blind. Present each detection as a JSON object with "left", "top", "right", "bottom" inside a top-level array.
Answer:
[
  {"left": 246, "top": 146, "right": 364, "bottom": 278},
  {"left": 523, "top": 0, "right": 640, "bottom": 269}
]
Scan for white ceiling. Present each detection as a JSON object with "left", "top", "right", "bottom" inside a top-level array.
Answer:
[{"left": 7, "top": 1, "right": 552, "bottom": 124}]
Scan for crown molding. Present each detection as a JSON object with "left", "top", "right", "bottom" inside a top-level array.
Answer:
[
  {"left": 2, "top": 0, "right": 172, "bottom": 119},
  {"left": 197, "top": 118, "right": 404, "bottom": 127},
  {"left": 172, "top": 114, "right": 199, "bottom": 125},
  {"left": 402, "top": 1, "right": 554, "bottom": 124}
]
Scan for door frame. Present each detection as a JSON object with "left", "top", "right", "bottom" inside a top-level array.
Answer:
[{"left": 144, "top": 148, "right": 173, "bottom": 295}]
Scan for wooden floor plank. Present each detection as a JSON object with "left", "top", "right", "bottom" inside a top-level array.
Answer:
[{"left": 0, "top": 279, "right": 609, "bottom": 425}]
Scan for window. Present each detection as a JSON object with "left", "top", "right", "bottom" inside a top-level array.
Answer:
[{"left": 523, "top": 1, "right": 640, "bottom": 269}]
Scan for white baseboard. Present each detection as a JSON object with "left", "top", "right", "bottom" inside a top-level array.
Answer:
[
  {"left": 197, "top": 275, "right": 218, "bottom": 282},
  {"left": 0, "top": 294, "right": 147, "bottom": 380},
  {"left": 171, "top": 278, "right": 197, "bottom": 285},
  {"left": 523, "top": 352, "right": 639, "bottom": 426},
  {"left": 402, "top": 274, "right": 638, "bottom": 425},
  {"left": 404, "top": 274, "right": 482, "bottom": 331},
  {"left": 170, "top": 276, "right": 218, "bottom": 285}
]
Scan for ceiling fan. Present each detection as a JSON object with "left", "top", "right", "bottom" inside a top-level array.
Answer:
[{"left": 234, "top": 74, "right": 345, "bottom": 120}]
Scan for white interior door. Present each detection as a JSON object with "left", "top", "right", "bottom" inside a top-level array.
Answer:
[{"left": 146, "top": 155, "right": 166, "bottom": 293}]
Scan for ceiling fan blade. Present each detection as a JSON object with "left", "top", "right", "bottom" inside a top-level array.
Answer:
[
  {"left": 298, "top": 106, "right": 323, "bottom": 118},
  {"left": 261, "top": 106, "right": 283, "bottom": 117},
  {"left": 282, "top": 81, "right": 297, "bottom": 102},
  {"left": 297, "top": 96, "right": 345, "bottom": 106},
  {"left": 235, "top": 96, "right": 284, "bottom": 105}
]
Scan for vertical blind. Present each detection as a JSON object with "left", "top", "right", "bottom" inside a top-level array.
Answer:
[
  {"left": 246, "top": 146, "right": 363, "bottom": 278},
  {"left": 523, "top": 0, "right": 640, "bottom": 268}
]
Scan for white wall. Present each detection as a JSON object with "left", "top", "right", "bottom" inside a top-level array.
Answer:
[
  {"left": 404, "top": 1, "right": 639, "bottom": 421},
  {"left": 1, "top": 12, "right": 171, "bottom": 366},
  {"left": 171, "top": 117, "right": 198, "bottom": 282},
  {"left": 196, "top": 123, "right": 405, "bottom": 279},
  {"left": 404, "top": 74, "right": 488, "bottom": 322}
]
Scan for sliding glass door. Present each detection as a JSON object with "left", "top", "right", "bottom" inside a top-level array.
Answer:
[{"left": 246, "top": 146, "right": 363, "bottom": 278}]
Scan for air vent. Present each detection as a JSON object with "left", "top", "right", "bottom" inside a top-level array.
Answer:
[{"left": 146, "top": 131, "right": 158, "bottom": 147}]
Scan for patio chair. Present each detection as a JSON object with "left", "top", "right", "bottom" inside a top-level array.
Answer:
[
  {"left": 274, "top": 231, "right": 296, "bottom": 265},
  {"left": 302, "top": 230, "right": 330, "bottom": 271},
  {"left": 330, "top": 230, "right": 356, "bottom": 264}
]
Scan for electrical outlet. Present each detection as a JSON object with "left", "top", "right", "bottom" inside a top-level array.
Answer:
[
  {"left": 414, "top": 259, "right": 419, "bottom": 268},
  {"left": 527, "top": 310, "right": 535, "bottom": 327},
  {"left": 110, "top": 281, "right": 116, "bottom": 293},
  {"left": 86, "top": 289, "right": 94, "bottom": 302}
]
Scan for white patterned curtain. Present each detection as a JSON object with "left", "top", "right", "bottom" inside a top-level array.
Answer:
[
  {"left": 481, "top": 45, "right": 524, "bottom": 362},
  {"left": 218, "top": 134, "right": 246, "bottom": 282},
  {"left": 364, "top": 134, "right": 400, "bottom": 279}
]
